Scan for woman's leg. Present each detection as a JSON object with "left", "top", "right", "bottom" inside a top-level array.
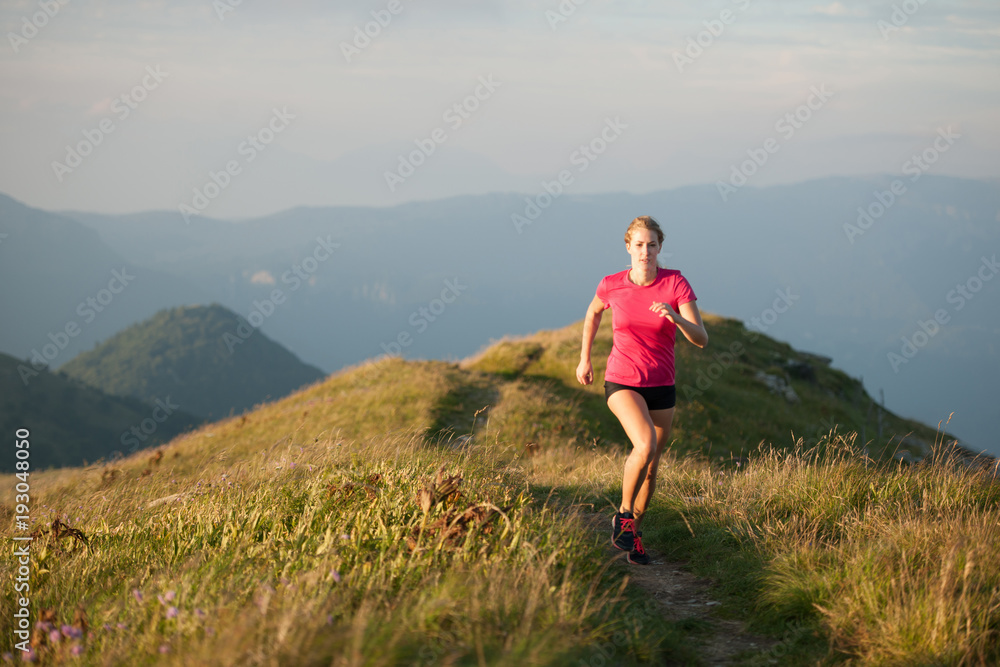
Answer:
[
  {"left": 631, "top": 408, "right": 674, "bottom": 530},
  {"left": 606, "top": 390, "right": 658, "bottom": 517}
]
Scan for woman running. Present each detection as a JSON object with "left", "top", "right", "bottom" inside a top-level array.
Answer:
[{"left": 576, "top": 216, "right": 708, "bottom": 565}]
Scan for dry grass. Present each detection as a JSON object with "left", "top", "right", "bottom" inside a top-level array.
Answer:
[
  {"left": 647, "top": 433, "right": 1000, "bottom": 665},
  {"left": 2, "top": 319, "right": 995, "bottom": 665},
  {"left": 0, "top": 359, "right": 685, "bottom": 666}
]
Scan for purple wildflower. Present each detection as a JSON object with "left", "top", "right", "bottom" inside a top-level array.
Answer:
[
  {"left": 166, "top": 607, "right": 178, "bottom": 619},
  {"left": 48, "top": 630, "right": 61, "bottom": 644},
  {"left": 70, "top": 645, "right": 84, "bottom": 657},
  {"left": 132, "top": 589, "right": 143, "bottom": 603},
  {"left": 159, "top": 644, "right": 170, "bottom": 654}
]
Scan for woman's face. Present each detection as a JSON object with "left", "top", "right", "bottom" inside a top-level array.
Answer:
[{"left": 626, "top": 229, "right": 660, "bottom": 268}]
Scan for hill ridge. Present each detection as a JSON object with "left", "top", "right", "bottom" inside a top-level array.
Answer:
[
  {"left": 4, "top": 312, "right": 996, "bottom": 665},
  {"left": 60, "top": 303, "right": 325, "bottom": 421}
]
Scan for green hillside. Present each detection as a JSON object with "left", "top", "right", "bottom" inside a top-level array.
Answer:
[
  {"left": 60, "top": 304, "right": 326, "bottom": 420},
  {"left": 1, "top": 315, "right": 995, "bottom": 665},
  {"left": 0, "top": 352, "right": 202, "bottom": 471},
  {"left": 464, "top": 313, "right": 949, "bottom": 462}
]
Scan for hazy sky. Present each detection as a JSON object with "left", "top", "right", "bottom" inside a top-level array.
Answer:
[{"left": 1, "top": 0, "right": 998, "bottom": 217}]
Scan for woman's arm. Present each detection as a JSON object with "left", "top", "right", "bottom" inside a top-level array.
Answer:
[
  {"left": 576, "top": 294, "right": 605, "bottom": 385},
  {"left": 650, "top": 299, "right": 708, "bottom": 348}
]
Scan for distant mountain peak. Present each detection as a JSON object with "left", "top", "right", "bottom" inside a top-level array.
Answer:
[{"left": 60, "top": 303, "right": 325, "bottom": 419}]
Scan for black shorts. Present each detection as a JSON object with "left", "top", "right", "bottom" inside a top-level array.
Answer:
[{"left": 604, "top": 382, "right": 676, "bottom": 410}]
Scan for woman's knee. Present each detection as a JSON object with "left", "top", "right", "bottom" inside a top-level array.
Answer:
[{"left": 629, "top": 442, "right": 657, "bottom": 466}]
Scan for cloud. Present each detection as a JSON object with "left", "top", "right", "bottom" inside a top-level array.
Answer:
[{"left": 812, "top": 3, "right": 869, "bottom": 18}]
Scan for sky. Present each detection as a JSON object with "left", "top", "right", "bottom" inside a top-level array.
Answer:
[{"left": 0, "top": 0, "right": 999, "bottom": 217}]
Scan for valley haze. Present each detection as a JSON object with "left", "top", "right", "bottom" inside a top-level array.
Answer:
[
  {"left": 1, "top": 1, "right": 998, "bottom": 460},
  {"left": 0, "top": 174, "right": 997, "bottom": 460}
]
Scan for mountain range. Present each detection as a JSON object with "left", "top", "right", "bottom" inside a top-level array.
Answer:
[{"left": 1, "top": 174, "right": 996, "bottom": 455}]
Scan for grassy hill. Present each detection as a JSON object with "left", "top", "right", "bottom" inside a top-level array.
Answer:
[
  {"left": 0, "top": 351, "right": 203, "bottom": 471},
  {"left": 1, "top": 315, "right": 996, "bottom": 665},
  {"left": 463, "top": 313, "right": 949, "bottom": 462},
  {"left": 60, "top": 304, "right": 326, "bottom": 420}
]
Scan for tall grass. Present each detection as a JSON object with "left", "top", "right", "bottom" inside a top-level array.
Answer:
[
  {"left": 1, "top": 413, "right": 689, "bottom": 665},
  {"left": 635, "top": 433, "right": 1000, "bottom": 665},
  {"left": 3, "top": 332, "right": 996, "bottom": 665}
]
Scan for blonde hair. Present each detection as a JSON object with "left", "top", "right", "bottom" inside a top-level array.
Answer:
[
  {"left": 624, "top": 216, "right": 664, "bottom": 246},
  {"left": 624, "top": 216, "right": 667, "bottom": 269}
]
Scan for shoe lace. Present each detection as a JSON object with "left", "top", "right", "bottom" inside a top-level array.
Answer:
[
  {"left": 620, "top": 517, "right": 635, "bottom": 534},
  {"left": 633, "top": 534, "right": 645, "bottom": 555}
]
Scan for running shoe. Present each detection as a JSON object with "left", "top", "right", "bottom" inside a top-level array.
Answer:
[
  {"left": 612, "top": 511, "right": 635, "bottom": 551},
  {"left": 628, "top": 531, "right": 650, "bottom": 565}
]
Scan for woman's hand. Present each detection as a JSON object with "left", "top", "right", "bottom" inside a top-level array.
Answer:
[
  {"left": 576, "top": 359, "right": 594, "bottom": 385},
  {"left": 652, "top": 300, "right": 708, "bottom": 348},
  {"left": 649, "top": 301, "right": 679, "bottom": 323}
]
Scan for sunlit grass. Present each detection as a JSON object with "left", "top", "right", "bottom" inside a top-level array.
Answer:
[
  {"left": 2, "top": 318, "right": 995, "bottom": 665},
  {"left": 644, "top": 434, "right": 1000, "bottom": 665}
]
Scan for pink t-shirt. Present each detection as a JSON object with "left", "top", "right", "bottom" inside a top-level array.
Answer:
[{"left": 595, "top": 268, "right": 697, "bottom": 387}]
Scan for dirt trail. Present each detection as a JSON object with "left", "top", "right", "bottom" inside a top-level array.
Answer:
[{"left": 585, "top": 513, "right": 777, "bottom": 666}]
